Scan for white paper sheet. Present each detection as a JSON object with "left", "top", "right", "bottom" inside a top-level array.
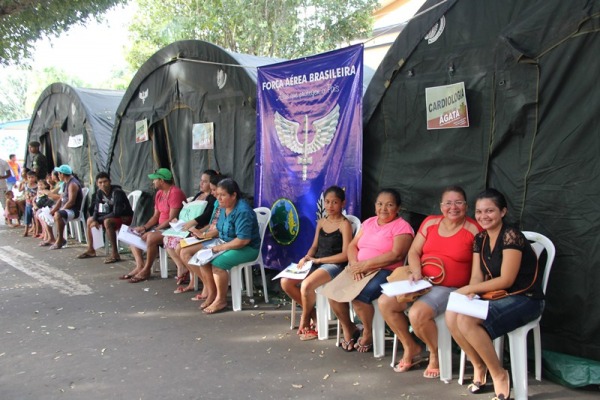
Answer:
[
  {"left": 380, "top": 279, "right": 433, "bottom": 296},
  {"left": 272, "top": 261, "right": 313, "bottom": 280},
  {"left": 117, "top": 225, "right": 147, "bottom": 251},
  {"left": 91, "top": 226, "right": 105, "bottom": 250},
  {"left": 446, "top": 292, "right": 489, "bottom": 320}
]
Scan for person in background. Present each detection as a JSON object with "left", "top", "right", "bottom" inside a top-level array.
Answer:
[
  {"left": 6, "top": 154, "right": 20, "bottom": 191},
  {"left": 197, "top": 178, "right": 261, "bottom": 314},
  {"left": 164, "top": 169, "right": 218, "bottom": 288},
  {"left": 28, "top": 141, "right": 48, "bottom": 180},
  {"left": 379, "top": 186, "right": 481, "bottom": 378},
  {"left": 34, "top": 179, "right": 55, "bottom": 245},
  {"left": 46, "top": 165, "right": 83, "bottom": 250},
  {"left": 21, "top": 171, "right": 38, "bottom": 237},
  {"left": 280, "top": 185, "right": 353, "bottom": 340},
  {"left": 76, "top": 172, "right": 133, "bottom": 263},
  {"left": 4, "top": 191, "right": 20, "bottom": 227},
  {"left": 120, "top": 168, "right": 187, "bottom": 283},
  {"left": 0, "top": 156, "right": 11, "bottom": 224},
  {"left": 446, "top": 189, "right": 543, "bottom": 399}
]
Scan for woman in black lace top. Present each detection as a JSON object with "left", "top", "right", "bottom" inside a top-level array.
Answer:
[{"left": 446, "top": 189, "right": 544, "bottom": 400}]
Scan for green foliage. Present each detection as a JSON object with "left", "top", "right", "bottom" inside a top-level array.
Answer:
[
  {"left": 126, "top": 0, "right": 377, "bottom": 70},
  {"left": 0, "top": 67, "right": 30, "bottom": 121},
  {"left": 0, "top": 0, "right": 125, "bottom": 65}
]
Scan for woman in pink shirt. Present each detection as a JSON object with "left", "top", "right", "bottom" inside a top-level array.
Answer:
[{"left": 327, "top": 188, "right": 414, "bottom": 352}]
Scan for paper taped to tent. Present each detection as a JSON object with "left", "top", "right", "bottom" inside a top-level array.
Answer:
[
  {"left": 106, "top": 40, "right": 284, "bottom": 222},
  {"left": 363, "top": 0, "right": 600, "bottom": 369},
  {"left": 24, "top": 83, "right": 124, "bottom": 188}
]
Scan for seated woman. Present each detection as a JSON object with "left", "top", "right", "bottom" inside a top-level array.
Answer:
[
  {"left": 163, "top": 169, "right": 219, "bottom": 288},
  {"left": 197, "top": 178, "right": 261, "bottom": 314},
  {"left": 379, "top": 186, "right": 481, "bottom": 378},
  {"left": 327, "top": 188, "right": 414, "bottom": 352},
  {"left": 446, "top": 189, "right": 544, "bottom": 400},
  {"left": 281, "top": 186, "right": 353, "bottom": 340}
]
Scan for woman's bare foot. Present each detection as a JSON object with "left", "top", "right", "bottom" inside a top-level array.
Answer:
[{"left": 203, "top": 299, "right": 228, "bottom": 314}]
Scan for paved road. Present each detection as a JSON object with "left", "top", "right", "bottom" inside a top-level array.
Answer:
[{"left": 0, "top": 226, "right": 596, "bottom": 399}]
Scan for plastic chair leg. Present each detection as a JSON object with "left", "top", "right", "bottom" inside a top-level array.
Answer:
[
  {"left": 290, "top": 299, "right": 297, "bottom": 330},
  {"left": 259, "top": 263, "right": 269, "bottom": 303},
  {"left": 508, "top": 327, "right": 531, "bottom": 400},
  {"left": 372, "top": 299, "right": 385, "bottom": 358},
  {"left": 230, "top": 266, "right": 243, "bottom": 312},
  {"left": 533, "top": 326, "right": 542, "bottom": 381},
  {"left": 435, "top": 313, "right": 453, "bottom": 382},
  {"left": 390, "top": 333, "right": 398, "bottom": 367},
  {"left": 315, "top": 289, "right": 329, "bottom": 340},
  {"left": 158, "top": 246, "right": 168, "bottom": 278}
]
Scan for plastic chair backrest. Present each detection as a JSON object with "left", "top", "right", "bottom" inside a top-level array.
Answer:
[
  {"left": 254, "top": 207, "right": 272, "bottom": 248},
  {"left": 345, "top": 214, "right": 361, "bottom": 236},
  {"left": 127, "top": 190, "right": 142, "bottom": 212},
  {"left": 523, "top": 231, "right": 556, "bottom": 294},
  {"left": 79, "top": 187, "right": 89, "bottom": 216}
]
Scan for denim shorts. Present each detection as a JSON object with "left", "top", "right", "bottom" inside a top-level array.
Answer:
[
  {"left": 355, "top": 269, "right": 392, "bottom": 304},
  {"left": 482, "top": 295, "right": 545, "bottom": 340},
  {"left": 318, "top": 263, "right": 344, "bottom": 280},
  {"left": 416, "top": 286, "right": 455, "bottom": 317}
]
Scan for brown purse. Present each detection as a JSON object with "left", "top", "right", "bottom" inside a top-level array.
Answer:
[
  {"left": 386, "top": 257, "right": 445, "bottom": 303},
  {"left": 480, "top": 235, "right": 538, "bottom": 300}
]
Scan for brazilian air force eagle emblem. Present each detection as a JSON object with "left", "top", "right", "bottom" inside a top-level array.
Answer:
[{"left": 274, "top": 104, "right": 340, "bottom": 181}]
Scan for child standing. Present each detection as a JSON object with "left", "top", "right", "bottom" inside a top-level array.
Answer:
[
  {"left": 22, "top": 171, "right": 38, "bottom": 237},
  {"left": 4, "top": 191, "right": 20, "bottom": 227}
]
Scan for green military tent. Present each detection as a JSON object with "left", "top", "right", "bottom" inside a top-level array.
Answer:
[{"left": 363, "top": 0, "right": 600, "bottom": 371}]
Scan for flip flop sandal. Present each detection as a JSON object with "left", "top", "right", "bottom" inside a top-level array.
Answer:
[
  {"left": 49, "top": 243, "right": 64, "bottom": 250},
  {"left": 174, "top": 286, "right": 193, "bottom": 294},
  {"left": 423, "top": 367, "right": 440, "bottom": 379},
  {"left": 39, "top": 241, "right": 52, "bottom": 247},
  {"left": 354, "top": 339, "right": 373, "bottom": 353},
  {"left": 191, "top": 294, "right": 208, "bottom": 301},
  {"left": 77, "top": 252, "right": 96, "bottom": 259},
  {"left": 339, "top": 329, "right": 361, "bottom": 352},
  {"left": 119, "top": 274, "right": 134, "bottom": 280},
  {"left": 103, "top": 257, "right": 120, "bottom": 264},
  {"left": 129, "top": 276, "right": 148, "bottom": 283},
  {"left": 393, "top": 354, "right": 429, "bottom": 373},
  {"left": 300, "top": 328, "right": 318, "bottom": 341}
]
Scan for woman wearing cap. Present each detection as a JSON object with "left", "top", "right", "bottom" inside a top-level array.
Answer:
[
  {"left": 197, "top": 178, "right": 261, "bottom": 314},
  {"left": 121, "top": 168, "right": 187, "bottom": 283},
  {"left": 46, "top": 165, "right": 83, "bottom": 250}
]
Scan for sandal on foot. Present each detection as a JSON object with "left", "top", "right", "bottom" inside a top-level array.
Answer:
[
  {"left": 129, "top": 276, "right": 148, "bottom": 283},
  {"left": 103, "top": 257, "right": 121, "bottom": 264},
  {"left": 191, "top": 294, "right": 208, "bottom": 301},
  {"left": 77, "top": 252, "right": 96, "bottom": 259},
  {"left": 423, "top": 367, "right": 440, "bottom": 379},
  {"left": 49, "top": 243, "right": 65, "bottom": 250},
  {"left": 119, "top": 274, "right": 134, "bottom": 280},
  {"left": 354, "top": 338, "right": 373, "bottom": 353},
  {"left": 39, "top": 241, "right": 52, "bottom": 247},
  {"left": 393, "top": 354, "right": 429, "bottom": 373},
  {"left": 300, "top": 328, "right": 318, "bottom": 341},
  {"left": 176, "top": 272, "right": 190, "bottom": 285},
  {"left": 468, "top": 380, "right": 488, "bottom": 394},
  {"left": 339, "top": 329, "right": 361, "bottom": 352},
  {"left": 174, "top": 286, "right": 193, "bottom": 294}
]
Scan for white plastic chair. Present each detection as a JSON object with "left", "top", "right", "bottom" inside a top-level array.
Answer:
[
  {"left": 458, "top": 231, "right": 555, "bottom": 400},
  {"left": 116, "top": 190, "right": 143, "bottom": 253},
  {"left": 68, "top": 187, "right": 89, "bottom": 243},
  {"left": 230, "top": 207, "right": 271, "bottom": 312}
]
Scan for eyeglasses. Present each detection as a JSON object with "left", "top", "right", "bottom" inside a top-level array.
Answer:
[{"left": 440, "top": 200, "right": 466, "bottom": 207}]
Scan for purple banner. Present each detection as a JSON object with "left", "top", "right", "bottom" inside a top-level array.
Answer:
[{"left": 255, "top": 44, "right": 363, "bottom": 270}]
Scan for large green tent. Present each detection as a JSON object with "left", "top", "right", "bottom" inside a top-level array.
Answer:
[{"left": 363, "top": 0, "right": 600, "bottom": 365}]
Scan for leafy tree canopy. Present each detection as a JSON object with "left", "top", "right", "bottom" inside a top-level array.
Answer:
[
  {"left": 0, "top": 0, "right": 125, "bottom": 65},
  {"left": 126, "top": 0, "right": 378, "bottom": 70}
]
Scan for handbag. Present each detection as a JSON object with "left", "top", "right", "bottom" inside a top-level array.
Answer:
[
  {"left": 386, "top": 257, "right": 445, "bottom": 303},
  {"left": 321, "top": 267, "right": 378, "bottom": 303},
  {"left": 480, "top": 235, "right": 538, "bottom": 300}
]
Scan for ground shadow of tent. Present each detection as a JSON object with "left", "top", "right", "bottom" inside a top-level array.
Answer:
[
  {"left": 106, "top": 40, "right": 284, "bottom": 222},
  {"left": 24, "top": 83, "right": 124, "bottom": 188},
  {"left": 363, "top": 0, "right": 600, "bottom": 364}
]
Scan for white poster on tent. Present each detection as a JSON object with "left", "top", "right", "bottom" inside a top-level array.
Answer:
[
  {"left": 192, "top": 122, "right": 214, "bottom": 150},
  {"left": 425, "top": 82, "right": 469, "bottom": 130},
  {"left": 135, "top": 119, "right": 149, "bottom": 143},
  {"left": 68, "top": 134, "right": 84, "bottom": 148}
]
